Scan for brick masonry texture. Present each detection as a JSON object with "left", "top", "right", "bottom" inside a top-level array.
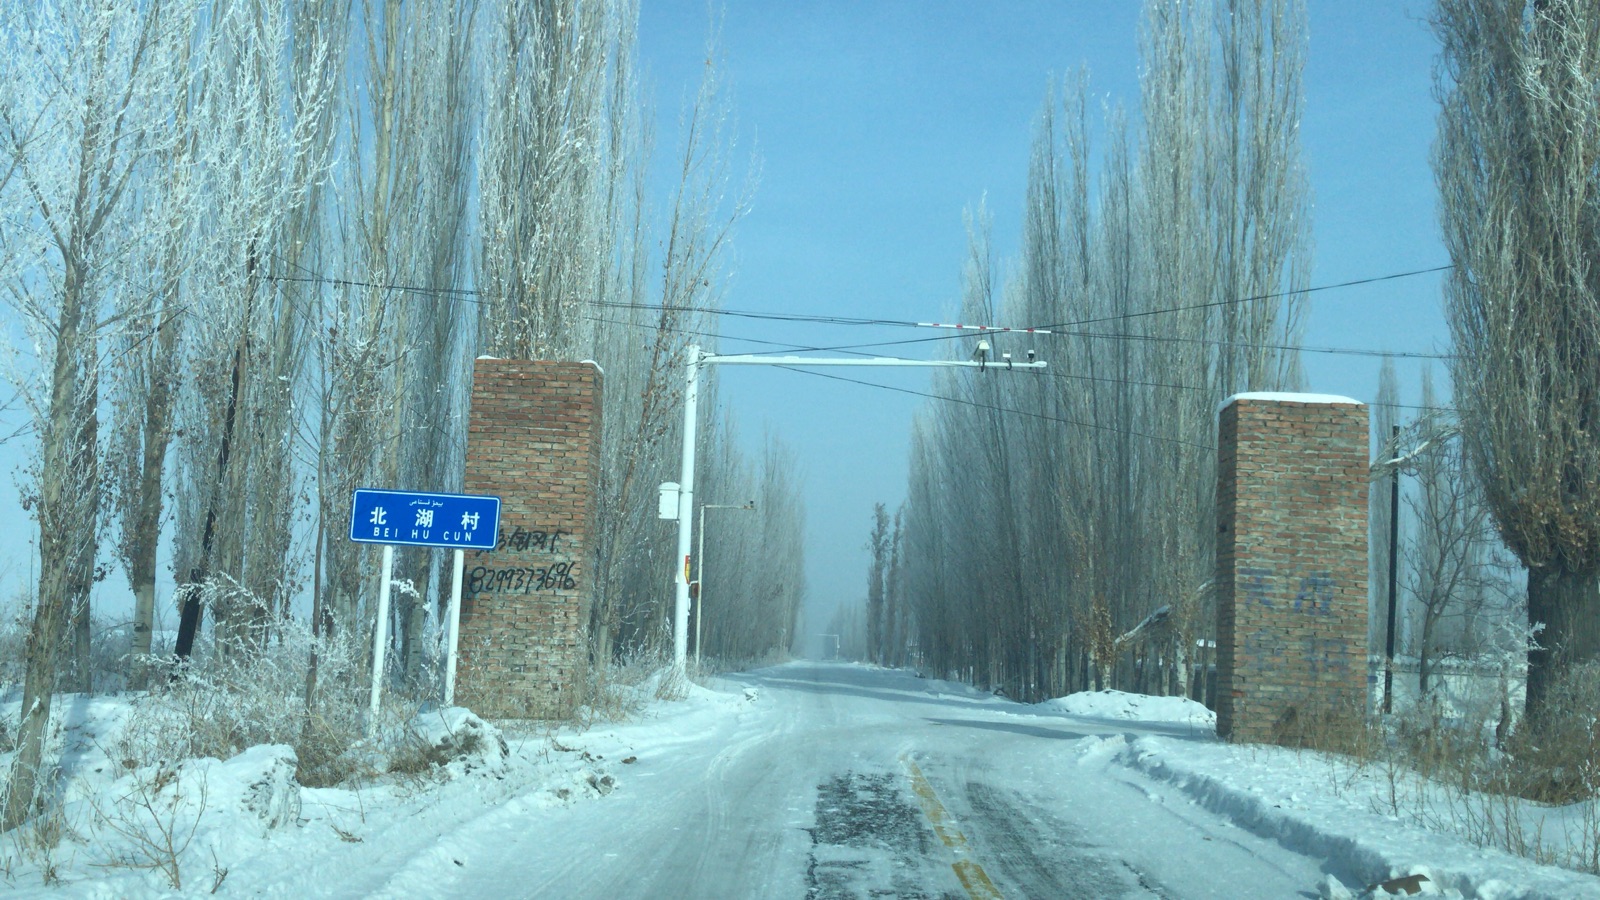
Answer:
[
  {"left": 458, "top": 360, "right": 602, "bottom": 718},
  {"left": 1215, "top": 397, "right": 1369, "bottom": 742}
]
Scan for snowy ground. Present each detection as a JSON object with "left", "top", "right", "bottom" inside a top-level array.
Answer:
[{"left": 2, "top": 661, "right": 1598, "bottom": 898}]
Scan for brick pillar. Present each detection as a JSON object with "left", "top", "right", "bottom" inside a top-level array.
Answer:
[
  {"left": 459, "top": 359, "right": 602, "bottom": 718},
  {"left": 1216, "top": 394, "right": 1369, "bottom": 742}
]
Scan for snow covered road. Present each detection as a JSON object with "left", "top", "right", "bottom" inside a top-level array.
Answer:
[
  {"left": 384, "top": 661, "right": 1327, "bottom": 899},
  {"left": 23, "top": 659, "right": 1599, "bottom": 897}
]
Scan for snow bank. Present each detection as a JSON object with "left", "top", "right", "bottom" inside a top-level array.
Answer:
[
  {"left": 402, "top": 707, "right": 510, "bottom": 777},
  {"left": 0, "top": 670, "right": 766, "bottom": 896},
  {"left": 1034, "top": 689, "right": 1217, "bottom": 729},
  {"left": 1117, "top": 736, "right": 1600, "bottom": 899}
]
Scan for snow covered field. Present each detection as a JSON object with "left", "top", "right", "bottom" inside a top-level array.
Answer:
[{"left": 3, "top": 661, "right": 1598, "bottom": 898}]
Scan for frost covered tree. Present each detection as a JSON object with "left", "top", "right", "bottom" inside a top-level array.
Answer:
[
  {"left": 1403, "top": 369, "right": 1515, "bottom": 698},
  {"left": 865, "top": 503, "right": 891, "bottom": 664},
  {"left": 478, "top": 0, "right": 616, "bottom": 359},
  {"left": 308, "top": 0, "right": 480, "bottom": 685},
  {"left": 0, "top": 0, "right": 203, "bottom": 832},
  {"left": 896, "top": 0, "right": 1310, "bottom": 700},
  {"left": 586, "top": 17, "right": 757, "bottom": 663},
  {"left": 169, "top": 0, "right": 337, "bottom": 661},
  {"left": 684, "top": 420, "right": 803, "bottom": 664},
  {"left": 0, "top": 0, "right": 796, "bottom": 819},
  {"left": 1435, "top": 0, "right": 1600, "bottom": 712}
]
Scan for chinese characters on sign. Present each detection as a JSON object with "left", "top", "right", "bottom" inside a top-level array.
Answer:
[{"left": 349, "top": 489, "right": 501, "bottom": 550}]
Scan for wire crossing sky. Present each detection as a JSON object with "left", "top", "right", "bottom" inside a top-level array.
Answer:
[
  {"left": 635, "top": 1, "right": 1447, "bottom": 632},
  {"left": 0, "top": 3, "right": 1449, "bottom": 638}
]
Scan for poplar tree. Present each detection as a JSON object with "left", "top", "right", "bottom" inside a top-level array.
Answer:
[
  {"left": 0, "top": 0, "right": 200, "bottom": 832},
  {"left": 1435, "top": 0, "right": 1600, "bottom": 712}
]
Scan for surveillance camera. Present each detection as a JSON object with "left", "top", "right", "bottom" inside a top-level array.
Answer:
[
  {"left": 972, "top": 339, "right": 991, "bottom": 362},
  {"left": 1027, "top": 349, "right": 1036, "bottom": 363}
]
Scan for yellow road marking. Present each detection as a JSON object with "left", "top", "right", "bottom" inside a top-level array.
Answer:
[{"left": 902, "top": 755, "right": 1003, "bottom": 900}]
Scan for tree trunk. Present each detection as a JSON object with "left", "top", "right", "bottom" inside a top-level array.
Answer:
[
  {"left": 131, "top": 583, "right": 156, "bottom": 674},
  {"left": 3, "top": 261, "right": 91, "bottom": 829},
  {"left": 128, "top": 352, "right": 176, "bottom": 687},
  {"left": 1526, "top": 564, "right": 1600, "bottom": 715},
  {"left": 2, "top": 563, "right": 67, "bottom": 830},
  {"left": 175, "top": 341, "right": 244, "bottom": 660},
  {"left": 1419, "top": 601, "right": 1442, "bottom": 702},
  {"left": 1175, "top": 639, "right": 1191, "bottom": 699},
  {"left": 305, "top": 517, "right": 329, "bottom": 708},
  {"left": 62, "top": 366, "right": 99, "bottom": 694},
  {"left": 1419, "top": 644, "right": 1432, "bottom": 701},
  {"left": 397, "top": 550, "right": 429, "bottom": 687},
  {"left": 65, "top": 593, "right": 91, "bottom": 694}
]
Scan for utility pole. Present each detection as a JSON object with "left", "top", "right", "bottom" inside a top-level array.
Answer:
[
  {"left": 666, "top": 342, "right": 1047, "bottom": 679},
  {"left": 1384, "top": 423, "right": 1401, "bottom": 714}
]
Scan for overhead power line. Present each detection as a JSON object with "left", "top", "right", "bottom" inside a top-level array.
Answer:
[
  {"left": 260, "top": 265, "right": 1463, "bottom": 421},
  {"left": 261, "top": 260, "right": 1453, "bottom": 361},
  {"left": 1060, "top": 329, "right": 1454, "bottom": 360},
  {"left": 586, "top": 313, "right": 1458, "bottom": 417},
  {"left": 772, "top": 365, "right": 1218, "bottom": 452},
  {"left": 1039, "top": 264, "right": 1455, "bottom": 332},
  {"left": 743, "top": 326, "right": 1454, "bottom": 361}
]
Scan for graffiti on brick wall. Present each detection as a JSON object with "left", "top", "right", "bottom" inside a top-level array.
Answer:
[
  {"left": 1241, "top": 628, "right": 1352, "bottom": 683},
  {"left": 1242, "top": 628, "right": 1279, "bottom": 661},
  {"left": 1303, "top": 635, "right": 1351, "bottom": 679},
  {"left": 1240, "top": 566, "right": 1272, "bottom": 607},
  {"left": 467, "top": 561, "right": 578, "bottom": 594},
  {"left": 1293, "top": 574, "right": 1335, "bottom": 615},
  {"left": 495, "top": 525, "right": 568, "bottom": 553},
  {"left": 1237, "top": 566, "right": 1338, "bottom": 616},
  {"left": 1235, "top": 567, "right": 1351, "bottom": 685},
  {"left": 466, "top": 523, "right": 580, "bottom": 594}
]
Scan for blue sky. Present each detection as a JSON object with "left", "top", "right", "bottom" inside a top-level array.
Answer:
[
  {"left": 636, "top": 1, "right": 1449, "bottom": 640},
  {"left": 0, "top": 2, "right": 1450, "bottom": 652}
]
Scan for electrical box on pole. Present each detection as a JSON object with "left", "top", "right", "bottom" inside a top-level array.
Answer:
[{"left": 658, "top": 482, "right": 680, "bottom": 519}]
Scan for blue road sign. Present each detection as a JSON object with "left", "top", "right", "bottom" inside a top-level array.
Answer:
[{"left": 349, "top": 489, "right": 501, "bottom": 550}]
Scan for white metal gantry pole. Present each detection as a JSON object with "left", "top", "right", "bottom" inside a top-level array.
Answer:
[
  {"left": 671, "top": 345, "right": 702, "bottom": 675},
  {"left": 665, "top": 341, "right": 1046, "bottom": 680}
]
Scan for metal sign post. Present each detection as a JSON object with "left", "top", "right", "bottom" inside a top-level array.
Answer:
[
  {"left": 349, "top": 489, "right": 501, "bottom": 714},
  {"left": 444, "top": 548, "right": 466, "bottom": 706}
]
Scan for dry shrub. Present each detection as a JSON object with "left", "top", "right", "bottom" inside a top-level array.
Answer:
[
  {"left": 1351, "top": 664, "right": 1600, "bottom": 874},
  {"left": 579, "top": 649, "right": 662, "bottom": 726},
  {"left": 1500, "top": 662, "right": 1600, "bottom": 804},
  {"left": 86, "top": 763, "right": 204, "bottom": 889},
  {"left": 1391, "top": 706, "right": 1485, "bottom": 788},
  {"left": 6, "top": 799, "right": 74, "bottom": 887},
  {"left": 691, "top": 645, "right": 792, "bottom": 679},
  {"left": 380, "top": 733, "right": 456, "bottom": 787},
  {"left": 121, "top": 612, "right": 369, "bottom": 788},
  {"left": 652, "top": 665, "right": 689, "bottom": 702},
  {"left": 1266, "top": 692, "right": 1378, "bottom": 759},
  {"left": 0, "top": 596, "right": 130, "bottom": 695}
]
